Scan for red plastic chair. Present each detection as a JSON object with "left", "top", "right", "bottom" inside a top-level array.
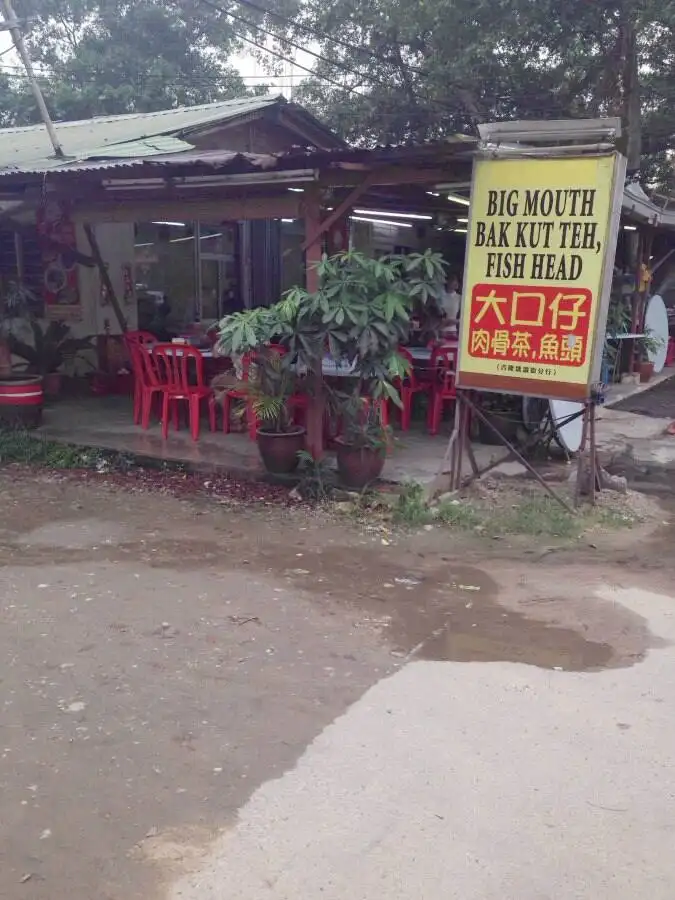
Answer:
[
  {"left": 133, "top": 344, "right": 165, "bottom": 429},
  {"left": 124, "top": 331, "right": 157, "bottom": 424},
  {"left": 220, "top": 352, "right": 258, "bottom": 439},
  {"left": 428, "top": 344, "right": 457, "bottom": 436},
  {"left": 395, "top": 347, "right": 433, "bottom": 431},
  {"left": 152, "top": 344, "right": 216, "bottom": 441}
]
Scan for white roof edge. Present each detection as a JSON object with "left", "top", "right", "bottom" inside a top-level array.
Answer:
[{"left": 622, "top": 182, "right": 675, "bottom": 229}]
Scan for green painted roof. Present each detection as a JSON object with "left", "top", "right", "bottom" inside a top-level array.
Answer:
[{"left": 0, "top": 96, "right": 283, "bottom": 173}]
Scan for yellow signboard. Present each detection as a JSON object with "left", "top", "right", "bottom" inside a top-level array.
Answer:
[{"left": 456, "top": 153, "right": 625, "bottom": 400}]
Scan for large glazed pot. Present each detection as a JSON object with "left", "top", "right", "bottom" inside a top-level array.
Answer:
[
  {"left": 335, "top": 439, "right": 386, "bottom": 489},
  {"left": 0, "top": 375, "right": 43, "bottom": 428},
  {"left": 256, "top": 427, "right": 306, "bottom": 475}
]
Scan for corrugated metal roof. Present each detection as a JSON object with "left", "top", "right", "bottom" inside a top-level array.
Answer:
[
  {"left": 0, "top": 96, "right": 282, "bottom": 172},
  {"left": 85, "top": 135, "right": 193, "bottom": 159},
  {"left": 0, "top": 138, "right": 478, "bottom": 181},
  {"left": 0, "top": 149, "right": 278, "bottom": 178}
]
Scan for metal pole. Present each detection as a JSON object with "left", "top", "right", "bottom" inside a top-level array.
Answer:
[
  {"left": 0, "top": 0, "right": 65, "bottom": 158},
  {"left": 463, "top": 394, "right": 576, "bottom": 516}
]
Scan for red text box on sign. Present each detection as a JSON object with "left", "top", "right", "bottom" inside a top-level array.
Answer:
[{"left": 467, "top": 283, "right": 592, "bottom": 369}]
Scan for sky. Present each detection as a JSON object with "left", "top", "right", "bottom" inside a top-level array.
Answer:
[
  {"left": 0, "top": 33, "right": 315, "bottom": 103},
  {"left": 229, "top": 45, "right": 314, "bottom": 99}
]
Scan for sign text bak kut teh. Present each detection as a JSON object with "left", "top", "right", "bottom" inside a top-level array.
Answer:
[{"left": 456, "top": 154, "right": 624, "bottom": 401}]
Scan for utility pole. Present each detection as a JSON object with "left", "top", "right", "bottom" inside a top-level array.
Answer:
[
  {"left": 0, "top": 0, "right": 65, "bottom": 158},
  {"left": 621, "top": 20, "right": 641, "bottom": 174}
]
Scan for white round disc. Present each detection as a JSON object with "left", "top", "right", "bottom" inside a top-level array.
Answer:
[
  {"left": 549, "top": 399, "right": 584, "bottom": 453},
  {"left": 645, "top": 294, "right": 669, "bottom": 373}
]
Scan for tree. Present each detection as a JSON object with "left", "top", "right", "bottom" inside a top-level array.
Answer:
[
  {"left": 262, "top": 0, "right": 675, "bottom": 187},
  {"left": 6, "top": 0, "right": 257, "bottom": 123}
]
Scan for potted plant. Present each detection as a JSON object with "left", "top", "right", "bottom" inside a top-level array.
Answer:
[
  {"left": 217, "top": 249, "right": 446, "bottom": 470},
  {"left": 636, "top": 330, "right": 663, "bottom": 383},
  {"left": 244, "top": 347, "right": 306, "bottom": 475},
  {"left": 7, "top": 318, "right": 94, "bottom": 397},
  {"left": 334, "top": 393, "right": 391, "bottom": 489}
]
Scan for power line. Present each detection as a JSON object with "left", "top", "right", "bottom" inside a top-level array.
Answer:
[
  {"left": 225, "top": 0, "right": 427, "bottom": 76},
  {"left": 198, "top": 0, "right": 379, "bottom": 91},
  {"left": 196, "top": 0, "right": 457, "bottom": 113}
]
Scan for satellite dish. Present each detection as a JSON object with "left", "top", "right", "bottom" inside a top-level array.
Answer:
[
  {"left": 549, "top": 399, "right": 584, "bottom": 453},
  {"left": 645, "top": 294, "right": 669, "bottom": 374}
]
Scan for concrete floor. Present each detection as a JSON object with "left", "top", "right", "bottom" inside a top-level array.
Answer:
[
  {"left": 36, "top": 369, "right": 675, "bottom": 488},
  {"left": 37, "top": 395, "right": 505, "bottom": 486},
  {"left": 173, "top": 584, "right": 675, "bottom": 900}
]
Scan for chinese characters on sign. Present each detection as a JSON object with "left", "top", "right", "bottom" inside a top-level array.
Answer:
[
  {"left": 457, "top": 154, "right": 625, "bottom": 401},
  {"left": 469, "top": 283, "right": 592, "bottom": 378}
]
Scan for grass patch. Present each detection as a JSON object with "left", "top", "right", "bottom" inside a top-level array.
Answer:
[
  {"left": 388, "top": 478, "right": 642, "bottom": 541},
  {"left": 0, "top": 428, "right": 166, "bottom": 474},
  {"left": 393, "top": 482, "right": 482, "bottom": 530},
  {"left": 393, "top": 481, "right": 431, "bottom": 526},
  {"left": 435, "top": 499, "right": 482, "bottom": 529},
  {"left": 481, "top": 491, "right": 582, "bottom": 539}
]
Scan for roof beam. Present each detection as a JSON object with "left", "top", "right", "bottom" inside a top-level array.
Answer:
[
  {"left": 70, "top": 193, "right": 301, "bottom": 224},
  {"left": 301, "top": 172, "right": 376, "bottom": 252}
]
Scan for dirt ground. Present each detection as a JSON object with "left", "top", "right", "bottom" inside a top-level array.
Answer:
[
  {"left": 0, "top": 466, "right": 672, "bottom": 899},
  {"left": 612, "top": 373, "right": 675, "bottom": 418}
]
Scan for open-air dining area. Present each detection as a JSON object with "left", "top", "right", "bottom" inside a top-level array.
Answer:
[
  {"left": 0, "top": 97, "right": 481, "bottom": 488},
  {"left": 0, "top": 100, "right": 674, "bottom": 492}
]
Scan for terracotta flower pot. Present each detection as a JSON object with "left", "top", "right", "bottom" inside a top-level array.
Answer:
[
  {"left": 256, "top": 427, "right": 306, "bottom": 475},
  {"left": 335, "top": 439, "right": 386, "bottom": 489},
  {"left": 639, "top": 361, "right": 655, "bottom": 384}
]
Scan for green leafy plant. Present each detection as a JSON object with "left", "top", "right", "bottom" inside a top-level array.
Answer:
[
  {"left": 218, "top": 249, "right": 446, "bottom": 447},
  {"left": 243, "top": 347, "right": 302, "bottom": 434},
  {"left": 337, "top": 392, "right": 392, "bottom": 451},
  {"left": 636, "top": 328, "right": 664, "bottom": 362},
  {"left": 7, "top": 318, "right": 94, "bottom": 376},
  {"left": 296, "top": 449, "right": 335, "bottom": 500}
]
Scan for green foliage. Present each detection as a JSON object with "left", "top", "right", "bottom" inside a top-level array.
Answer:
[
  {"left": 219, "top": 249, "right": 445, "bottom": 446},
  {"left": 265, "top": 0, "right": 675, "bottom": 186},
  {"left": 393, "top": 481, "right": 480, "bottom": 528},
  {"left": 219, "top": 249, "right": 444, "bottom": 380},
  {"left": 7, "top": 318, "right": 94, "bottom": 375},
  {"left": 296, "top": 449, "right": 334, "bottom": 499},
  {"left": 243, "top": 347, "right": 300, "bottom": 434},
  {"left": 393, "top": 481, "right": 431, "bottom": 526},
  {"left": 8, "top": 0, "right": 256, "bottom": 122},
  {"left": 338, "top": 393, "right": 392, "bottom": 451},
  {"left": 636, "top": 328, "right": 665, "bottom": 362}
]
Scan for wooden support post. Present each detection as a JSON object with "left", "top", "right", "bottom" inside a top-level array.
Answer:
[
  {"left": 300, "top": 173, "right": 375, "bottom": 253},
  {"left": 83, "top": 223, "right": 127, "bottom": 334},
  {"left": 303, "top": 190, "right": 325, "bottom": 459}
]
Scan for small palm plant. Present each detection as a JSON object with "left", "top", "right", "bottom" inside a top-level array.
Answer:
[{"left": 244, "top": 347, "right": 300, "bottom": 434}]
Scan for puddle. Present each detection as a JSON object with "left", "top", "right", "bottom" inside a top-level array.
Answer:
[
  {"left": 419, "top": 603, "right": 614, "bottom": 670},
  {"left": 0, "top": 503, "right": 653, "bottom": 674},
  {"left": 268, "top": 545, "right": 648, "bottom": 673}
]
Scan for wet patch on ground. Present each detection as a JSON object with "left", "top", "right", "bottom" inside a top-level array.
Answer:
[{"left": 0, "top": 475, "right": 657, "bottom": 674}]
